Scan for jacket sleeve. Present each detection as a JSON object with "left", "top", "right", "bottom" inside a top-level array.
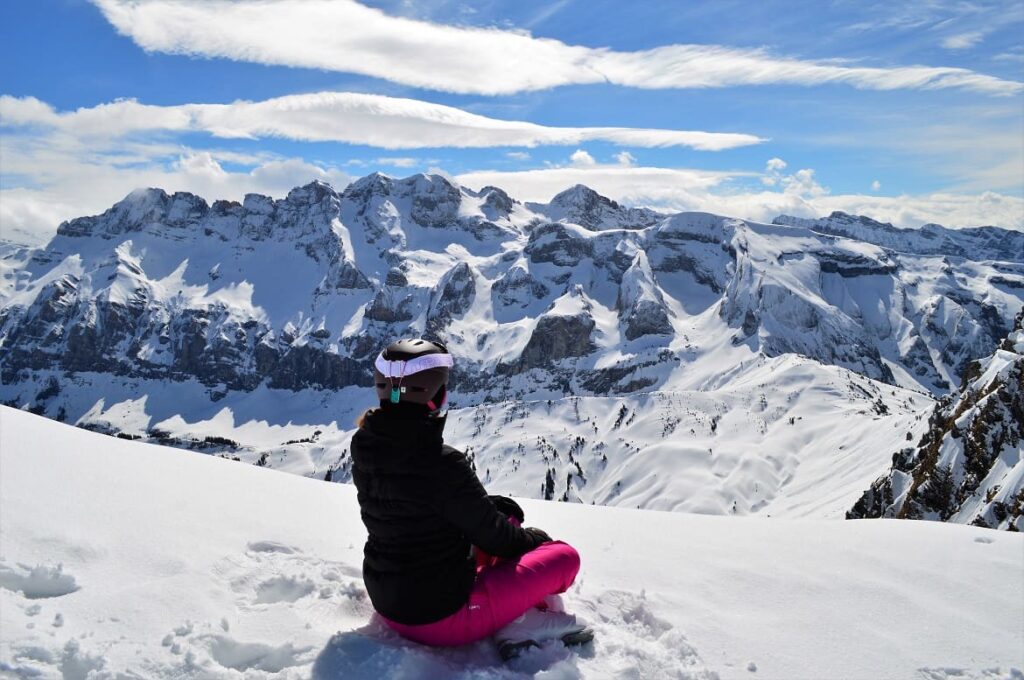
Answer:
[{"left": 431, "top": 449, "right": 544, "bottom": 558}]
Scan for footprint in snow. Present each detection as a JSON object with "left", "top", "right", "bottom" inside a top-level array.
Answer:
[
  {"left": 4, "top": 640, "right": 104, "bottom": 679},
  {"left": 255, "top": 575, "right": 316, "bottom": 604},
  {"left": 0, "top": 562, "right": 80, "bottom": 599},
  {"left": 214, "top": 538, "right": 370, "bottom": 619},
  {"left": 247, "top": 540, "right": 301, "bottom": 554},
  {"left": 205, "top": 635, "right": 314, "bottom": 674},
  {"left": 918, "top": 667, "right": 1023, "bottom": 679},
  {"left": 573, "top": 589, "right": 719, "bottom": 680}
]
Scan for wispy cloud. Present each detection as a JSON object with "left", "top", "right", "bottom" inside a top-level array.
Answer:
[
  {"left": 843, "top": 0, "right": 1023, "bottom": 51},
  {"left": 942, "top": 31, "right": 985, "bottom": 50},
  {"left": 90, "top": 0, "right": 1023, "bottom": 96},
  {"left": 0, "top": 92, "right": 762, "bottom": 151},
  {"left": 372, "top": 157, "right": 423, "bottom": 168},
  {"left": 994, "top": 47, "right": 1024, "bottom": 62},
  {"left": 525, "top": 0, "right": 573, "bottom": 28}
]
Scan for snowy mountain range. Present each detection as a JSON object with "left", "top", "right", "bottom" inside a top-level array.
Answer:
[{"left": 1, "top": 173, "right": 1021, "bottom": 525}]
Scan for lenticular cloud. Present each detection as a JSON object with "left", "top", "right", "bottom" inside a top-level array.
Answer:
[
  {"left": 91, "top": 0, "right": 1023, "bottom": 96},
  {"left": 0, "top": 92, "right": 764, "bottom": 151}
]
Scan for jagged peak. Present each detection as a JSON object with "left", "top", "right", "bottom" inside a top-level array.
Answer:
[
  {"left": 618, "top": 249, "right": 664, "bottom": 308},
  {"left": 343, "top": 172, "right": 461, "bottom": 201},
  {"left": 537, "top": 285, "right": 594, "bottom": 320},
  {"left": 479, "top": 185, "right": 512, "bottom": 199},
  {"left": 344, "top": 172, "right": 394, "bottom": 197},
  {"left": 121, "top": 186, "right": 169, "bottom": 204},
  {"left": 111, "top": 187, "right": 206, "bottom": 211},
  {"left": 399, "top": 173, "right": 461, "bottom": 199},
  {"left": 242, "top": 193, "right": 274, "bottom": 213},
  {"left": 549, "top": 183, "right": 616, "bottom": 208},
  {"left": 285, "top": 179, "right": 339, "bottom": 205}
]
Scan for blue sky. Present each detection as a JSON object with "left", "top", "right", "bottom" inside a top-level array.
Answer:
[{"left": 1, "top": 0, "right": 1022, "bottom": 244}]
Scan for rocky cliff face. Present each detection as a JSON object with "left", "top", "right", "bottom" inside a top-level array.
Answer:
[
  {"left": 848, "top": 311, "right": 1024, "bottom": 530},
  {"left": 1, "top": 174, "right": 1021, "bottom": 409}
]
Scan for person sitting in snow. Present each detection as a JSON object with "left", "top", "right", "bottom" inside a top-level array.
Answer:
[{"left": 351, "top": 338, "right": 591, "bottom": 658}]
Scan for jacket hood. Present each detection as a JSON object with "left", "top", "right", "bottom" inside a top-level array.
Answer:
[{"left": 352, "top": 408, "right": 447, "bottom": 474}]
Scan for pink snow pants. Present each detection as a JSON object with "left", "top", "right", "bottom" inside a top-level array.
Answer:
[{"left": 381, "top": 540, "right": 581, "bottom": 647}]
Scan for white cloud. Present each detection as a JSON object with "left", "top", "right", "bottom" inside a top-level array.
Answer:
[
  {"left": 871, "top": 180, "right": 882, "bottom": 191},
  {"left": 372, "top": 157, "right": 420, "bottom": 168},
  {"left": 942, "top": 31, "right": 985, "bottom": 50},
  {"left": 762, "top": 157, "right": 786, "bottom": 185},
  {"left": 454, "top": 165, "right": 1023, "bottom": 231},
  {"left": 0, "top": 93, "right": 763, "bottom": 151},
  {"left": 758, "top": 158, "right": 826, "bottom": 197},
  {"left": 569, "top": 149, "right": 597, "bottom": 167},
  {"left": 614, "top": 151, "right": 637, "bottom": 167},
  {"left": 456, "top": 165, "right": 740, "bottom": 207},
  {"left": 782, "top": 168, "right": 828, "bottom": 198},
  {"left": 90, "top": 0, "right": 1023, "bottom": 96},
  {"left": 506, "top": 151, "right": 531, "bottom": 161}
]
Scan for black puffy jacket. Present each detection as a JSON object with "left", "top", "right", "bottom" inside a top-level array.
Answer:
[{"left": 351, "top": 405, "right": 545, "bottom": 625}]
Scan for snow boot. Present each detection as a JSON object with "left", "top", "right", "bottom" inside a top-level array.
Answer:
[{"left": 496, "top": 608, "right": 594, "bottom": 661}]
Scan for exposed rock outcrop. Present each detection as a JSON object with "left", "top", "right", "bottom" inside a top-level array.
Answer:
[
  {"left": 616, "top": 250, "right": 673, "bottom": 341},
  {"left": 848, "top": 311, "right": 1024, "bottom": 530}
]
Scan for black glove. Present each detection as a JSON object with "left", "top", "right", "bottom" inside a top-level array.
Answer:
[
  {"left": 524, "top": 527, "right": 552, "bottom": 544},
  {"left": 489, "top": 495, "right": 526, "bottom": 524}
]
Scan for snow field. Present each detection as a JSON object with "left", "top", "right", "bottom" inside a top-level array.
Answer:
[
  {"left": 2, "top": 347, "right": 935, "bottom": 523},
  {"left": 2, "top": 406, "right": 1021, "bottom": 679}
]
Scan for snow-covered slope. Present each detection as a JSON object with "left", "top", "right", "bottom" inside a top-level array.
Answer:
[
  {"left": 0, "top": 353, "right": 933, "bottom": 521},
  {"left": 1, "top": 406, "right": 1021, "bottom": 680},
  {"left": 440, "top": 355, "right": 931, "bottom": 519},
  {"left": 849, "top": 310, "right": 1024, "bottom": 530}
]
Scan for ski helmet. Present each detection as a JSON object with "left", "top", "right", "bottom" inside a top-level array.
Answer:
[{"left": 373, "top": 338, "right": 452, "bottom": 411}]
